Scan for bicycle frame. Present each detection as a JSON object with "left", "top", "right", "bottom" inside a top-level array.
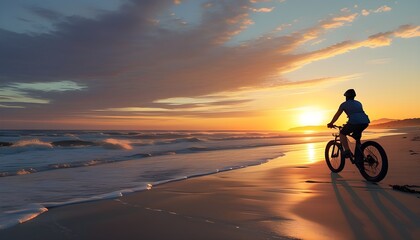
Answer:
[
  {"left": 326, "top": 124, "right": 388, "bottom": 182},
  {"left": 331, "top": 125, "right": 363, "bottom": 164},
  {"left": 330, "top": 131, "right": 341, "bottom": 158}
]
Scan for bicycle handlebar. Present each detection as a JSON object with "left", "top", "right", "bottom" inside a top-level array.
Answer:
[{"left": 328, "top": 124, "right": 343, "bottom": 129}]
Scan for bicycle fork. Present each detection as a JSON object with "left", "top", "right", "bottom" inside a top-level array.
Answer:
[
  {"left": 331, "top": 137, "right": 341, "bottom": 158},
  {"left": 334, "top": 137, "right": 363, "bottom": 166}
]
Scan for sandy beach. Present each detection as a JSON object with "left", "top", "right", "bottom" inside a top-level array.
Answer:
[{"left": 1, "top": 128, "right": 419, "bottom": 240}]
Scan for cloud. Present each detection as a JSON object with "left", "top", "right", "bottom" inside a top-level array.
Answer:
[
  {"left": 250, "top": 7, "right": 274, "bottom": 13},
  {"left": 0, "top": 81, "right": 86, "bottom": 107},
  {"left": 93, "top": 73, "right": 359, "bottom": 119},
  {"left": 394, "top": 25, "right": 420, "bottom": 38},
  {"left": 12, "top": 81, "right": 86, "bottom": 92},
  {"left": 29, "top": 7, "right": 63, "bottom": 21},
  {"left": 0, "top": 0, "right": 287, "bottom": 112},
  {"left": 361, "top": 5, "right": 392, "bottom": 16},
  {"left": 361, "top": 9, "right": 370, "bottom": 16},
  {"left": 280, "top": 75, "right": 360, "bottom": 88},
  {"left": 311, "top": 38, "right": 325, "bottom": 45},
  {"left": 120, "top": 74, "right": 360, "bottom": 118},
  {"left": 94, "top": 98, "right": 254, "bottom": 118},
  {"left": 0, "top": 88, "right": 50, "bottom": 105},
  {"left": 320, "top": 13, "right": 358, "bottom": 29},
  {"left": 285, "top": 24, "right": 419, "bottom": 72},
  {"left": 0, "top": 0, "right": 418, "bottom": 122},
  {"left": 374, "top": 5, "right": 392, "bottom": 13},
  {"left": 0, "top": 104, "right": 25, "bottom": 109}
]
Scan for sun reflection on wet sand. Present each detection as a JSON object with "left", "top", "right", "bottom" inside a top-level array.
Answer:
[
  {"left": 306, "top": 143, "right": 316, "bottom": 164},
  {"left": 263, "top": 142, "right": 336, "bottom": 239}
]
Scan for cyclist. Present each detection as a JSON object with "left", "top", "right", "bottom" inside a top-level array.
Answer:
[{"left": 327, "top": 89, "right": 370, "bottom": 164}]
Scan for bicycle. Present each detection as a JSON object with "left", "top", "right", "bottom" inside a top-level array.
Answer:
[{"left": 325, "top": 125, "right": 388, "bottom": 182}]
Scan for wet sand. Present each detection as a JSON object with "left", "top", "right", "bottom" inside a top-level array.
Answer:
[{"left": 1, "top": 128, "right": 419, "bottom": 239}]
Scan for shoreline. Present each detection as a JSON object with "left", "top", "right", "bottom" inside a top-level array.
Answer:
[{"left": 1, "top": 129, "right": 419, "bottom": 239}]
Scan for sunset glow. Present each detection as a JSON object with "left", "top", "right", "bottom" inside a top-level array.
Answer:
[
  {"left": 0, "top": 0, "right": 419, "bottom": 130},
  {"left": 298, "top": 109, "right": 325, "bottom": 127}
]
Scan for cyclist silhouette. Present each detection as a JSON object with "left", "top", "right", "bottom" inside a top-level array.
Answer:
[{"left": 327, "top": 89, "right": 370, "bottom": 159}]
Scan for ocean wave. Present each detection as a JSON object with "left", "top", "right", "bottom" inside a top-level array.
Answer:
[
  {"left": 0, "top": 140, "right": 289, "bottom": 178},
  {"left": 0, "top": 155, "right": 279, "bottom": 231},
  {"left": 48, "top": 160, "right": 104, "bottom": 169},
  {"left": 127, "top": 153, "right": 153, "bottom": 158},
  {"left": 0, "top": 168, "right": 38, "bottom": 177},
  {"left": 127, "top": 132, "right": 192, "bottom": 139},
  {"left": 51, "top": 139, "right": 133, "bottom": 150},
  {"left": 0, "top": 138, "right": 134, "bottom": 152},
  {"left": 51, "top": 140, "right": 95, "bottom": 147},
  {"left": 0, "top": 204, "right": 48, "bottom": 230},
  {"left": 0, "top": 139, "right": 54, "bottom": 154},
  {"left": 16, "top": 168, "right": 37, "bottom": 175},
  {"left": 156, "top": 137, "right": 204, "bottom": 145},
  {"left": 12, "top": 139, "right": 53, "bottom": 148},
  {"left": 174, "top": 146, "right": 209, "bottom": 153},
  {"left": 99, "top": 138, "right": 133, "bottom": 150},
  {"left": 0, "top": 142, "right": 12, "bottom": 147}
]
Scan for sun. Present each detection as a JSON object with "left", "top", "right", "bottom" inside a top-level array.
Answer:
[{"left": 298, "top": 109, "right": 324, "bottom": 126}]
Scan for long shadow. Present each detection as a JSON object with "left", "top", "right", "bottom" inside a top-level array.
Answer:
[
  {"left": 366, "top": 182, "right": 419, "bottom": 240},
  {"left": 330, "top": 173, "right": 389, "bottom": 239},
  {"left": 330, "top": 173, "right": 366, "bottom": 240}
]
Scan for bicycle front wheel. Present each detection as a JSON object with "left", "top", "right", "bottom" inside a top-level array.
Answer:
[
  {"left": 359, "top": 141, "right": 388, "bottom": 182},
  {"left": 325, "top": 140, "right": 345, "bottom": 173}
]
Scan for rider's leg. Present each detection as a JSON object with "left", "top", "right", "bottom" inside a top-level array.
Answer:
[
  {"left": 340, "top": 133, "right": 350, "bottom": 151},
  {"left": 340, "top": 134, "right": 352, "bottom": 159},
  {"left": 352, "top": 124, "right": 368, "bottom": 165},
  {"left": 340, "top": 124, "right": 353, "bottom": 158}
]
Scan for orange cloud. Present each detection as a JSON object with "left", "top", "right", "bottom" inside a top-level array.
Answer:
[
  {"left": 361, "top": 5, "right": 392, "bottom": 16},
  {"left": 251, "top": 7, "right": 274, "bottom": 13},
  {"left": 287, "top": 24, "right": 418, "bottom": 73},
  {"left": 361, "top": 9, "right": 370, "bottom": 16},
  {"left": 394, "top": 25, "right": 420, "bottom": 38},
  {"left": 321, "top": 13, "right": 358, "bottom": 29},
  {"left": 374, "top": 5, "right": 392, "bottom": 13}
]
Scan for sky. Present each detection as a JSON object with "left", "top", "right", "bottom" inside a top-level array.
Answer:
[{"left": 0, "top": 0, "right": 419, "bottom": 130}]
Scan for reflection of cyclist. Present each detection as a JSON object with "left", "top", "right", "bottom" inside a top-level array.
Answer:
[{"left": 327, "top": 89, "right": 370, "bottom": 158}]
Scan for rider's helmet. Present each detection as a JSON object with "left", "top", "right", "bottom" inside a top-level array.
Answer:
[{"left": 344, "top": 89, "right": 356, "bottom": 98}]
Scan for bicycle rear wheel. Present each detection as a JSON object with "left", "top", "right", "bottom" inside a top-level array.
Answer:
[
  {"left": 325, "top": 140, "right": 345, "bottom": 173},
  {"left": 359, "top": 141, "right": 388, "bottom": 182}
]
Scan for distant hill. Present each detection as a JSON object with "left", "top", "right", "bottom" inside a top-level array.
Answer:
[
  {"left": 369, "top": 118, "right": 420, "bottom": 128},
  {"left": 289, "top": 118, "right": 420, "bottom": 131},
  {"left": 370, "top": 118, "right": 398, "bottom": 125}
]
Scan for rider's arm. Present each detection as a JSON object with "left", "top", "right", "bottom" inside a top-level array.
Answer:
[{"left": 328, "top": 108, "right": 343, "bottom": 125}]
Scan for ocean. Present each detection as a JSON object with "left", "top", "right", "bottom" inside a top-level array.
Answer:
[{"left": 0, "top": 129, "right": 383, "bottom": 230}]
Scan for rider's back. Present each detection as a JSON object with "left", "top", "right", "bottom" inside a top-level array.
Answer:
[{"left": 339, "top": 100, "right": 370, "bottom": 124}]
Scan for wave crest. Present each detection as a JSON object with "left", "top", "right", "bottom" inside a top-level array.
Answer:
[
  {"left": 100, "top": 139, "right": 133, "bottom": 150},
  {"left": 51, "top": 140, "right": 94, "bottom": 147},
  {"left": 12, "top": 139, "right": 53, "bottom": 149}
]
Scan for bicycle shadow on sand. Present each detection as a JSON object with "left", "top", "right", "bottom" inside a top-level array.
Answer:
[{"left": 330, "top": 173, "right": 419, "bottom": 240}]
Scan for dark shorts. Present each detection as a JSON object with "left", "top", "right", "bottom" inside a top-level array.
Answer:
[{"left": 340, "top": 123, "right": 369, "bottom": 140}]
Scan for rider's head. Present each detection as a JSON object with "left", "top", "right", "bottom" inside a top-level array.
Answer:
[{"left": 344, "top": 89, "right": 356, "bottom": 100}]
